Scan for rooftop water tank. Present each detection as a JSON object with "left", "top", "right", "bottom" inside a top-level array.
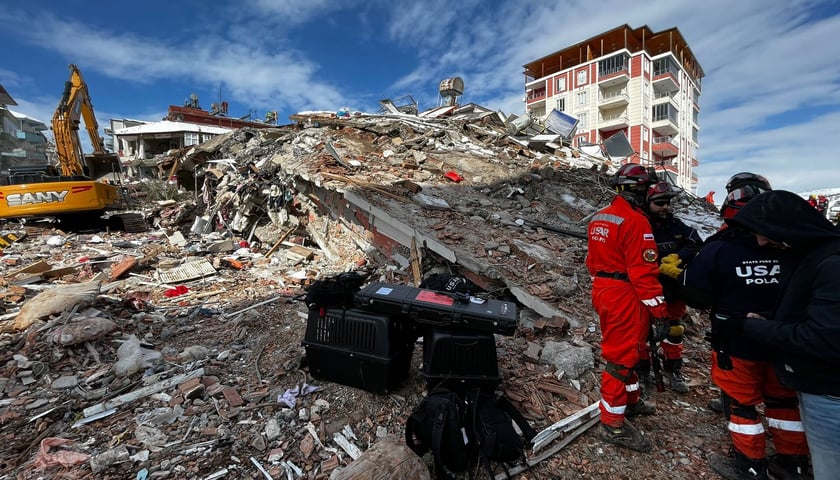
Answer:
[{"left": 439, "top": 77, "right": 464, "bottom": 98}]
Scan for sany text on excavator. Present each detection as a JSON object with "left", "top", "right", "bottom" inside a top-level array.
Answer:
[{"left": 0, "top": 64, "right": 142, "bottom": 229}]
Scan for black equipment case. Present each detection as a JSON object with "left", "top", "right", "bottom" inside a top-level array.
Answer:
[
  {"left": 302, "top": 308, "right": 416, "bottom": 393},
  {"left": 422, "top": 327, "right": 500, "bottom": 392},
  {"left": 354, "top": 282, "right": 518, "bottom": 336}
]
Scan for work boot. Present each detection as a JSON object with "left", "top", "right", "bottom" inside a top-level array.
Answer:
[
  {"left": 599, "top": 420, "right": 651, "bottom": 453},
  {"left": 710, "top": 449, "right": 768, "bottom": 479},
  {"left": 625, "top": 398, "right": 656, "bottom": 418},
  {"left": 664, "top": 368, "right": 690, "bottom": 393},
  {"left": 708, "top": 398, "right": 724, "bottom": 413},
  {"left": 767, "top": 454, "right": 812, "bottom": 479}
]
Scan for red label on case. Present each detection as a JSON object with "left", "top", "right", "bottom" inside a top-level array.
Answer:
[{"left": 415, "top": 290, "right": 455, "bottom": 306}]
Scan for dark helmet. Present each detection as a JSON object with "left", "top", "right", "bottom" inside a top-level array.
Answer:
[
  {"left": 720, "top": 184, "right": 768, "bottom": 219},
  {"left": 725, "top": 172, "right": 772, "bottom": 193},
  {"left": 647, "top": 181, "right": 676, "bottom": 203},
  {"left": 612, "top": 163, "right": 656, "bottom": 193}
]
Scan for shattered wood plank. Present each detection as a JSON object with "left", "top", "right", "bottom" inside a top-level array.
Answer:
[
  {"left": 80, "top": 368, "right": 205, "bottom": 419},
  {"left": 496, "top": 416, "right": 599, "bottom": 480},
  {"left": 530, "top": 401, "right": 599, "bottom": 452},
  {"left": 42, "top": 266, "right": 78, "bottom": 279},
  {"left": 6, "top": 260, "right": 50, "bottom": 277}
]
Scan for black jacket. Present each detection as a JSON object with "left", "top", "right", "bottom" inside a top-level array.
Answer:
[
  {"left": 729, "top": 190, "right": 840, "bottom": 395},
  {"left": 679, "top": 226, "right": 782, "bottom": 360}
]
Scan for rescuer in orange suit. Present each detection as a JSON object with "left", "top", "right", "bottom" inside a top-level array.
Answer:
[{"left": 587, "top": 163, "right": 669, "bottom": 453}]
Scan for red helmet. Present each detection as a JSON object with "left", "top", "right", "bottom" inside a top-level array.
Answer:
[
  {"left": 612, "top": 163, "right": 656, "bottom": 192},
  {"left": 647, "top": 181, "right": 676, "bottom": 203},
  {"left": 725, "top": 172, "right": 772, "bottom": 193},
  {"left": 720, "top": 184, "right": 767, "bottom": 219}
]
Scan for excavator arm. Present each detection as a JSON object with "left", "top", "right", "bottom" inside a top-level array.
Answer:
[{"left": 51, "top": 64, "right": 110, "bottom": 176}]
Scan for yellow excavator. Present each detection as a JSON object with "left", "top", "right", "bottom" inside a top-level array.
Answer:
[{"left": 0, "top": 64, "right": 143, "bottom": 229}]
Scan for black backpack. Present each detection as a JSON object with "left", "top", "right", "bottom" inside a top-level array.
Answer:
[
  {"left": 469, "top": 389, "right": 537, "bottom": 477},
  {"left": 303, "top": 272, "right": 367, "bottom": 310},
  {"left": 405, "top": 388, "right": 473, "bottom": 480},
  {"left": 405, "top": 388, "right": 536, "bottom": 479}
]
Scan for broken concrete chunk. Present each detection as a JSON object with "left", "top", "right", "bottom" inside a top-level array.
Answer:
[
  {"left": 50, "top": 375, "right": 79, "bottom": 390},
  {"left": 541, "top": 341, "right": 594, "bottom": 379},
  {"left": 329, "top": 436, "right": 430, "bottom": 480},
  {"left": 90, "top": 446, "right": 129, "bottom": 473}
]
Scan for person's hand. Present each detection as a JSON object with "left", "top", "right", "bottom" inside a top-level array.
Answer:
[
  {"left": 659, "top": 254, "right": 683, "bottom": 279},
  {"left": 651, "top": 318, "right": 669, "bottom": 342}
]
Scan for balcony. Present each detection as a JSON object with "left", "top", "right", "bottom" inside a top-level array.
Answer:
[
  {"left": 652, "top": 72, "right": 679, "bottom": 93},
  {"left": 598, "top": 89, "right": 629, "bottom": 109},
  {"left": 652, "top": 135, "right": 679, "bottom": 157},
  {"left": 652, "top": 57, "right": 680, "bottom": 92},
  {"left": 598, "top": 65, "right": 630, "bottom": 87},
  {"left": 598, "top": 111, "right": 629, "bottom": 131},
  {"left": 692, "top": 158, "right": 699, "bottom": 167},
  {"left": 652, "top": 90, "right": 678, "bottom": 108},
  {"left": 526, "top": 87, "right": 546, "bottom": 107},
  {"left": 652, "top": 113, "right": 679, "bottom": 136}
]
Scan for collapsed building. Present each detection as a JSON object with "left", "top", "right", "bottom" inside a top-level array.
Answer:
[{"left": 0, "top": 101, "right": 723, "bottom": 479}]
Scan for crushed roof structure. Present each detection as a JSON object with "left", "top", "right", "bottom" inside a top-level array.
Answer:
[{"left": 165, "top": 107, "right": 717, "bottom": 320}]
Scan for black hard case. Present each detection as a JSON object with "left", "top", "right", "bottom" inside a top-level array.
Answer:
[
  {"left": 354, "top": 282, "right": 518, "bottom": 336},
  {"left": 302, "top": 308, "right": 416, "bottom": 393},
  {"left": 422, "top": 327, "right": 500, "bottom": 392}
]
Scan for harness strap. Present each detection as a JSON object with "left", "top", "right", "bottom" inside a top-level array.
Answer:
[{"left": 605, "top": 362, "right": 635, "bottom": 383}]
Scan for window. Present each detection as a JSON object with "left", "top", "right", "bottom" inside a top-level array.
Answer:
[
  {"left": 556, "top": 76, "right": 566, "bottom": 92},
  {"left": 643, "top": 127, "right": 649, "bottom": 141},
  {"left": 202, "top": 133, "right": 215, "bottom": 142},
  {"left": 185, "top": 132, "right": 199, "bottom": 146},
  {"left": 577, "top": 112, "right": 587, "bottom": 130},
  {"left": 577, "top": 70, "right": 587, "bottom": 86},
  {"left": 597, "top": 53, "right": 629, "bottom": 77},
  {"left": 577, "top": 91, "right": 587, "bottom": 107},
  {"left": 555, "top": 98, "right": 565, "bottom": 111}
]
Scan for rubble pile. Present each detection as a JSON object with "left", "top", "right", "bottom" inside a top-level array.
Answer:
[{"left": 0, "top": 110, "right": 725, "bottom": 479}]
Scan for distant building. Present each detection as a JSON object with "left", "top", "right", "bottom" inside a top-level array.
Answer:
[
  {"left": 112, "top": 120, "right": 231, "bottom": 179},
  {"left": 0, "top": 84, "right": 50, "bottom": 173},
  {"left": 523, "top": 24, "right": 704, "bottom": 192}
]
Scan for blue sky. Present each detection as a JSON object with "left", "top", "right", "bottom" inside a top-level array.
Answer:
[{"left": 2, "top": 0, "right": 839, "bottom": 201}]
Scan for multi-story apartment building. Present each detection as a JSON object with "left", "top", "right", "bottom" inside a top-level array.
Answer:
[{"left": 523, "top": 24, "right": 704, "bottom": 192}]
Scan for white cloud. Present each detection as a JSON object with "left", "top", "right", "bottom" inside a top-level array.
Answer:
[{"left": 0, "top": 9, "right": 347, "bottom": 113}]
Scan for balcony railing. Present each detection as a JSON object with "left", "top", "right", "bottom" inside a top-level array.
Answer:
[
  {"left": 653, "top": 111, "right": 679, "bottom": 126},
  {"left": 653, "top": 135, "right": 677, "bottom": 146},
  {"left": 600, "top": 90, "right": 628, "bottom": 101},
  {"left": 527, "top": 89, "right": 546, "bottom": 102}
]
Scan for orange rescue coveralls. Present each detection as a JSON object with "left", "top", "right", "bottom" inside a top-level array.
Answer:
[{"left": 587, "top": 195, "right": 668, "bottom": 427}]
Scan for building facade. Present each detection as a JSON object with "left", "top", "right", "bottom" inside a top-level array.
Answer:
[
  {"left": 523, "top": 24, "right": 704, "bottom": 191},
  {"left": 0, "top": 84, "right": 50, "bottom": 173}
]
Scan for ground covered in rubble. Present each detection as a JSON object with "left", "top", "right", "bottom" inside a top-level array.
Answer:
[
  {"left": 0, "top": 220, "right": 738, "bottom": 480},
  {"left": 0, "top": 113, "right": 741, "bottom": 479}
]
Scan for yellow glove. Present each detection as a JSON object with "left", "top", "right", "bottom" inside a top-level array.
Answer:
[{"left": 659, "top": 253, "right": 683, "bottom": 279}]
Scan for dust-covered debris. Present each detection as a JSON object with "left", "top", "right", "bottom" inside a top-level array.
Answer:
[{"left": 0, "top": 108, "right": 727, "bottom": 479}]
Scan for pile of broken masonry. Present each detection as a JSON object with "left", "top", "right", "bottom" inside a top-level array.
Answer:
[{"left": 0, "top": 108, "right": 724, "bottom": 479}]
